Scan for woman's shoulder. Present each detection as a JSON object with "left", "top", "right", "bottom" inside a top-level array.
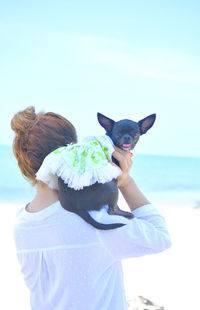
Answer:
[{"left": 14, "top": 200, "right": 63, "bottom": 224}]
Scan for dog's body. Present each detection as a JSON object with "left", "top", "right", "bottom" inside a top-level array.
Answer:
[{"left": 58, "top": 113, "right": 156, "bottom": 230}]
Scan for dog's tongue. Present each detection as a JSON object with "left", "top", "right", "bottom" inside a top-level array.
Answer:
[{"left": 123, "top": 144, "right": 131, "bottom": 148}]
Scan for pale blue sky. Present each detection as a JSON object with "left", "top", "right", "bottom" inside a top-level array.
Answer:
[{"left": 0, "top": 0, "right": 200, "bottom": 157}]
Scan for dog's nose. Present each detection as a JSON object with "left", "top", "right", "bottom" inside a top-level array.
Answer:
[{"left": 123, "top": 134, "right": 131, "bottom": 142}]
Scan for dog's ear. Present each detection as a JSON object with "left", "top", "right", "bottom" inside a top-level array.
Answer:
[
  {"left": 97, "top": 113, "right": 115, "bottom": 132},
  {"left": 138, "top": 114, "right": 156, "bottom": 135}
]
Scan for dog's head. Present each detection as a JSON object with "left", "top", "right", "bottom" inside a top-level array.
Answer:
[{"left": 97, "top": 112, "right": 156, "bottom": 151}]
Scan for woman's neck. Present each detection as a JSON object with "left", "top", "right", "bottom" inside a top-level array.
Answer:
[{"left": 26, "top": 181, "right": 59, "bottom": 212}]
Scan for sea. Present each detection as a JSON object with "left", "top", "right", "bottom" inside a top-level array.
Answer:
[{"left": 0, "top": 145, "right": 200, "bottom": 206}]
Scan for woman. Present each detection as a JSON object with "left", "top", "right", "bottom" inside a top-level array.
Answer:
[{"left": 11, "top": 106, "right": 171, "bottom": 310}]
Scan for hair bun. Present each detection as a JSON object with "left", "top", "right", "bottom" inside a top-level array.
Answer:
[{"left": 11, "top": 106, "right": 37, "bottom": 137}]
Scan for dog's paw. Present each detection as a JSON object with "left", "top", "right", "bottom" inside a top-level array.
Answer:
[{"left": 123, "top": 212, "right": 134, "bottom": 219}]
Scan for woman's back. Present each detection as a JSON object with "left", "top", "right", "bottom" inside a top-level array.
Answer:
[
  {"left": 14, "top": 200, "right": 170, "bottom": 310},
  {"left": 14, "top": 201, "right": 128, "bottom": 310}
]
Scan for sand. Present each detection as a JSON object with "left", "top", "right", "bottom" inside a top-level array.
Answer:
[
  {"left": 1, "top": 191, "right": 200, "bottom": 309},
  {"left": 0, "top": 202, "right": 30, "bottom": 309}
]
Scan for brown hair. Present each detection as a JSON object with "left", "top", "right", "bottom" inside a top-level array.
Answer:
[{"left": 11, "top": 106, "right": 77, "bottom": 186}]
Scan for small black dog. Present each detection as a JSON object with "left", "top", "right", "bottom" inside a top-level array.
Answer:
[{"left": 58, "top": 113, "right": 156, "bottom": 230}]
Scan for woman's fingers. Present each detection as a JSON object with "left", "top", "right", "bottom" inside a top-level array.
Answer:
[{"left": 112, "top": 147, "right": 133, "bottom": 172}]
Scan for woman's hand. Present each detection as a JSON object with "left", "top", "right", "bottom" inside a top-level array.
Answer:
[
  {"left": 112, "top": 147, "right": 133, "bottom": 188},
  {"left": 112, "top": 146, "right": 150, "bottom": 211}
]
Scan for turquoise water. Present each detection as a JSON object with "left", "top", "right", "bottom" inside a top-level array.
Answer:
[{"left": 0, "top": 145, "right": 200, "bottom": 204}]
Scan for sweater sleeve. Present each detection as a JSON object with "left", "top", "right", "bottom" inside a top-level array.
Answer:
[{"left": 90, "top": 204, "right": 171, "bottom": 260}]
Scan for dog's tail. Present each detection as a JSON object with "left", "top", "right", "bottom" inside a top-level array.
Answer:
[{"left": 76, "top": 209, "right": 126, "bottom": 230}]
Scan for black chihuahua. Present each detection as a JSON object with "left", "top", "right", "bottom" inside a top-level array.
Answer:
[{"left": 58, "top": 113, "right": 156, "bottom": 230}]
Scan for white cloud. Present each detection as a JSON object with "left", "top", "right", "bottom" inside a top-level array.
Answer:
[
  {"left": 1, "top": 20, "right": 199, "bottom": 85},
  {"left": 95, "top": 49, "right": 200, "bottom": 85}
]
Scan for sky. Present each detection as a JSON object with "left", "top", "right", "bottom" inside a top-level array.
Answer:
[{"left": 0, "top": 0, "right": 200, "bottom": 157}]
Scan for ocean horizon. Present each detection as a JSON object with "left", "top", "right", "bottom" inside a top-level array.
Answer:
[{"left": 1, "top": 144, "right": 200, "bottom": 205}]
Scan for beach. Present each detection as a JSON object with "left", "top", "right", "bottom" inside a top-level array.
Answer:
[
  {"left": 0, "top": 202, "right": 30, "bottom": 309},
  {"left": 1, "top": 190, "right": 200, "bottom": 310}
]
